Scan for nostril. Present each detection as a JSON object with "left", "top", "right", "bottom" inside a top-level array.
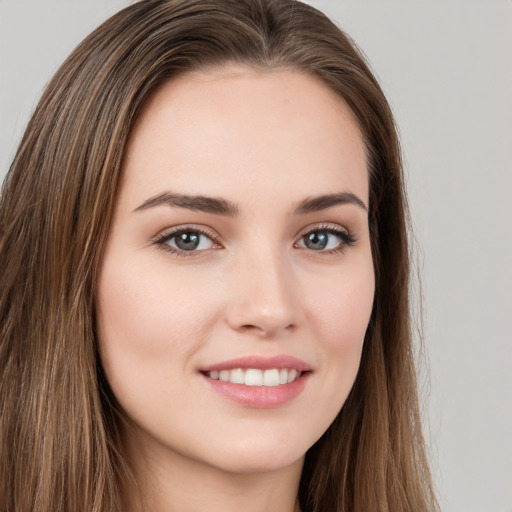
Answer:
[
  {"left": 237, "top": 322, "right": 296, "bottom": 337},
  {"left": 239, "top": 324, "right": 265, "bottom": 334}
]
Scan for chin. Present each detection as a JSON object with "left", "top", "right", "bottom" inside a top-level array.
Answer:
[
  {"left": 193, "top": 428, "right": 314, "bottom": 475},
  {"left": 209, "top": 448, "right": 305, "bottom": 476}
]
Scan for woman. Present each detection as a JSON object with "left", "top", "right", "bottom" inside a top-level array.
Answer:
[{"left": 0, "top": 0, "right": 439, "bottom": 511}]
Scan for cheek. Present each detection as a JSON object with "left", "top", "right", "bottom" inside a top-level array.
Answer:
[
  {"left": 309, "top": 258, "right": 374, "bottom": 347},
  {"left": 304, "top": 257, "right": 374, "bottom": 404},
  {"left": 98, "top": 254, "right": 214, "bottom": 342},
  {"left": 95, "top": 256, "right": 229, "bottom": 447},
  {"left": 95, "top": 256, "right": 219, "bottom": 396}
]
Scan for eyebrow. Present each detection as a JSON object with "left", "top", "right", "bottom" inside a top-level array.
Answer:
[
  {"left": 294, "top": 192, "right": 368, "bottom": 214},
  {"left": 133, "top": 190, "right": 367, "bottom": 216},
  {"left": 133, "top": 192, "right": 239, "bottom": 216}
]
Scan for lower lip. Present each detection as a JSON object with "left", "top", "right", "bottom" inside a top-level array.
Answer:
[{"left": 201, "top": 372, "right": 310, "bottom": 408}]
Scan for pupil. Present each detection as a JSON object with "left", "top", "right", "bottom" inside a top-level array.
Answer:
[
  {"left": 305, "top": 232, "right": 328, "bottom": 250},
  {"left": 175, "top": 232, "right": 200, "bottom": 250}
]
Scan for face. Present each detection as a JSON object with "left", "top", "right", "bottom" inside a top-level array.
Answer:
[{"left": 96, "top": 65, "right": 374, "bottom": 477}]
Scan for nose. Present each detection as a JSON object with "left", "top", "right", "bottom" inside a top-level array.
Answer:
[{"left": 225, "top": 249, "right": 299, "bottom": 338}]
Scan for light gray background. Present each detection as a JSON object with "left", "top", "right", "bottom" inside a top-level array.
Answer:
[{"left": 1, "top": 1, "right": 511, "bottom": 511}]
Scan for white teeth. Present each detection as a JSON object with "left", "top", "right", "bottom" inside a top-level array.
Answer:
[
  {"left": 287, "top": 369, "right": 298, "bottom": 383},
  {"left": 207, "top": 368, "right": 301, "bottom": 386},
  {"left": 244, "top": 369, "right": 263, "bottom": 386},
  {"left": 263, "top": 369, "right": 280, "bottom": 387},
  {"left": 229, "top": 368, "right": 245, "bottom": 384}
]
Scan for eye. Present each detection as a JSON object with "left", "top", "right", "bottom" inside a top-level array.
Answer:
[
  {"left": 155, "top": 227, "right": 219, "bottom": 255},
  {"left": 296, "top": 226, "right": 356, "bottom": 253}
]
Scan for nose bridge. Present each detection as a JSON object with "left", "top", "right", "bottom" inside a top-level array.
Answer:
[{"left": 226, "top": 240, "right": 298, "bottom": 336}]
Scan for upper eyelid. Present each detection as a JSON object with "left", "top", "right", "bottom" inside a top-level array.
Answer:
[
  {"left": 155, "top": 222, "right": 349, "bottom": 238},
  {"left": 295, "top": 222, "right": 350, "bottom": 238},
  {"left": 154, "top": 224, "right": 220, "bottom": 242}
]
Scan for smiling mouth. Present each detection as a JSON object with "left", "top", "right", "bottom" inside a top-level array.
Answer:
[
  {"left": 200, "top": 358, "right": 312, "bottom": 407},
  {"left": 204, "top": 368, "right": 304, "bottom": 387}
]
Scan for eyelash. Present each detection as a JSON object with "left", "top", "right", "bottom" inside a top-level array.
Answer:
[
  {"left": 296, "top": 225, "right": 357, "bottom": 255},
  {"left": 153, "top": 226, "right": 221, "bottom": 257},
  {"left": 153, "top": 224, "right": 356, "bottom": 257}
]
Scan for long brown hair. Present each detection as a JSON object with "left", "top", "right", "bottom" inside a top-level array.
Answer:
[{"left": 0, "top": 1, "right": 438, "bottom": 510}]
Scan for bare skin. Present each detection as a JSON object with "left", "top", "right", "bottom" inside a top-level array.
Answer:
[{"left": 97, "top": 64, "right": 374, "bottom": 512}]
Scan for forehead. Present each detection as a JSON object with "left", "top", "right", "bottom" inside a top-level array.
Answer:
[{"left": 119, "top": 65, "right": 368, "bottom": 210}]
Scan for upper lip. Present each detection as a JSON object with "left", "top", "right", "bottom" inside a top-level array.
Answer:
[{"left": 199, "top": 355, "right": 313, "bottom": 373}]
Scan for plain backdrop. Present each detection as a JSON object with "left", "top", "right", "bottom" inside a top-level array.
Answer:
[{"left": 1, "top": 1, "right": 511, "bottom": 511}]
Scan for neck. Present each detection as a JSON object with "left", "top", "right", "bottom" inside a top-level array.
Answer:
[{"left": 123, "top": 429, "right": 304, "bottom": 512}]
